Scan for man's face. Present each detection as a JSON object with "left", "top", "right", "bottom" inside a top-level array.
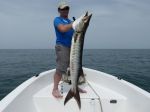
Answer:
[{"left": 59, "top": 7, "right": 69, "bottom": 18}]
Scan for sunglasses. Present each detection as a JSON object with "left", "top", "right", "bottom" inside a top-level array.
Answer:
[{"left": 59, "top": 7, "right": 69, "bottom": 11}]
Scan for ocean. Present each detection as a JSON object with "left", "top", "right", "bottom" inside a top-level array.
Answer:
[{"left": 0, "top": 49, "right": 150, "bottom": 100}]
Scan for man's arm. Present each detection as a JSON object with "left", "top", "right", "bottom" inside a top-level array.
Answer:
[{"left": 57, "top": 23, "right": 72, "bottom": 32}]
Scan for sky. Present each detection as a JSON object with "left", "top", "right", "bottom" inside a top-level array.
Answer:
[{"left": 0, "top": 0, "right": 150, "bottom": 49}]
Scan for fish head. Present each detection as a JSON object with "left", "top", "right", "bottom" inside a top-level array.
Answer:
[{"left": 75, "top": 12, "right": 92, "bottom": 32}]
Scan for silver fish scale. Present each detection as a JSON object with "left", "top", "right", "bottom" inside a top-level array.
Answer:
[{"left": 70, "top": 35, "right": 82, "bottom": 91}]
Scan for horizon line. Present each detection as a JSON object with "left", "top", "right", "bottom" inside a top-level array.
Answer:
[{"left": 0, "top": 48, "right": 150, "bottom": 50}]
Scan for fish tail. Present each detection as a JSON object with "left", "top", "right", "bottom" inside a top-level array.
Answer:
[{"left": 64, "top": 87, "right": 81, "bottom": 109}]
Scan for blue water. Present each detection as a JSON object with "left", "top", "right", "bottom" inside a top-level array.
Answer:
[{"left": 0, "top": 49, "right": 150, "bottom": 100}]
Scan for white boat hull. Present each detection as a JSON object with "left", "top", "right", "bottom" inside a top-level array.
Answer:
[{"left": 0, "top": 68, "right": 150, "bottom": 112}]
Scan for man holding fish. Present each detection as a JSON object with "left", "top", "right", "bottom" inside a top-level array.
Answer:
[{"left": 52, "top": 2, "right": 87, "bottom": 98}]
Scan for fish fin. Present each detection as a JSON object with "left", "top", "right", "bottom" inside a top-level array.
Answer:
[
  {"left": 66, "top": 67, "right": 70, "bottom": 76},
  {"left": 80, "top": 68, "right": 84, "bottom": 77},
  {"left": 64, "top": 88, "right": 81, "bottom": 109},
  {"left": 74, "top": 36, "right": 77, "bottom": 43},
  {"left": 74, "top": 88, "right": 81, "bottom": 109},
  {"left": 64, "top": 89, "right": 74, "bottom": 105},
  {"left": 78, "top": 68, "right": 86, "bottom": 84}
]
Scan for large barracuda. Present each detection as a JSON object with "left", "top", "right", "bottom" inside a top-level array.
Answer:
[{"left": 64, "top": 12, "right": 92, "bottom": 109}]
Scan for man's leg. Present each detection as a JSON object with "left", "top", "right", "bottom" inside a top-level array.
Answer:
[
  {"left": 53, "top": 45, "right": 63, "bottom": 98},
  {"left": 52, "top": 71, "right": 63, "bottom": 98}
]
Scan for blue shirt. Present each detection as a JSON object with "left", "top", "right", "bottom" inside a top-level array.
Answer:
[{"left": 54, "top": 17, "right": 74, "bottom": 48}]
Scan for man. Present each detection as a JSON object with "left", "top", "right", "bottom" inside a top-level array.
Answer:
[{"left": 52, "top": 2, "right": 86, "bottom": 98}]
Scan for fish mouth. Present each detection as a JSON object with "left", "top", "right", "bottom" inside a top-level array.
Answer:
[
  {"left": 83, "top": 11, "right": 92, "bottom": 23},
  {"left": 79, "top": 11, "right": 92, "bottom": 21},
  {"left": 74, "top": 12, "right": 92, "bottom": 32},
  {"left": 83, "top": 11, "right": 92, "bottom": 18}
]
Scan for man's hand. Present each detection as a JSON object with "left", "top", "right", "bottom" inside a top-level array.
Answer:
[{"left": 72, "top": 14, "right": 84, "bottom": 30}]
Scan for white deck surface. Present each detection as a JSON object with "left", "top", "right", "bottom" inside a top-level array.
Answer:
[
  {"left": 33, "top": 81, "right": 126, "bottom": 112},
  {"left": 0, "top": 68, "right": 150, "bottom": 112}
]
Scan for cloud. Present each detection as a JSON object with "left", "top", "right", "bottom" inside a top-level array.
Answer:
[{"left": 0, "top": 0, "right": 150, "bottom": 49}]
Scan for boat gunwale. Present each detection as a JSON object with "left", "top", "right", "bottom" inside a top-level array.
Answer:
[{"left": 0, "top": 68, "right": 150, "bottom": 111}]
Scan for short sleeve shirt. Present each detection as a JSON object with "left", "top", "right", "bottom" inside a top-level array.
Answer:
[{"left": 54, "top": 17, "right": 74, "bottom": 48}]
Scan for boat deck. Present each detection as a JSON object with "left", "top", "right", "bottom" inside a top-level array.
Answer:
[
  {"left": 33, "top": 81, "right": 126, "bottom": 112},
  {"left": 1, "top": 68, "right": 150, "bottom": 112}
]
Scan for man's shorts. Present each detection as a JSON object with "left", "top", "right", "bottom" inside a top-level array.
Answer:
[{"left": 55, "top": 44, "right": 70, "bottom": 75}]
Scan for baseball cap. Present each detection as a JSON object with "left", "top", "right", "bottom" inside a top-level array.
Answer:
[{"left": 58, "top": 1, "right": 70, "bottom": 9}]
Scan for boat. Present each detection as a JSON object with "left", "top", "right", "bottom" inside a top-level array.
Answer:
[{"left": 0, "top": 67, "right": 150, "bottom": 112}]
